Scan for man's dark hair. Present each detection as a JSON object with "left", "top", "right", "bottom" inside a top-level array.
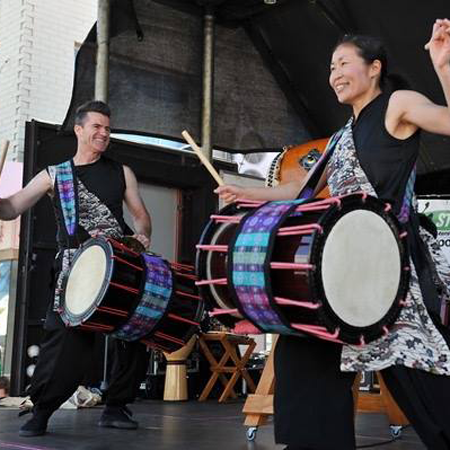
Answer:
[{"left": 74, "top": 100, "right": 111, "bottom": 126}]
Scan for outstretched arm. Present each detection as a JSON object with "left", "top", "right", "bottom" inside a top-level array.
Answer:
[
  {"left": 215, "top": 178, "right": 304, "bottom": 204},
  {"left": 391, "top": 19, "right": 450, "bottom": 136},
  {"left": 0, "top": 170, "right": 52, "bottom": 220},
  {"left": 123, "top": 165, "right": 152, "bottom": 248}
]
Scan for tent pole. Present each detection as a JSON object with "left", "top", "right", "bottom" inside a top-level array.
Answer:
[
  {"left": 201, "top": 7, "right": 215, "bottom": 162},
  {"left": 95, "top": 0, "right": 110, "bottom": 102},
  {"left": 96, "top": 1, "right": 111, "bottom": 392}
]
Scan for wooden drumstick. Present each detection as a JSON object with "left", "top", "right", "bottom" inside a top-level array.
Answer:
[
  {"left": 181, "top": 130, "right": 224, "bottom": 186},
  {"left": 0, "top": 140, "right": 9, "bottom": 179}
]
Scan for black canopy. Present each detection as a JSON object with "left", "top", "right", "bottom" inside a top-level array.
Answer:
[{"left": 63, "top": 0, "right": 450, "bottom": 176}]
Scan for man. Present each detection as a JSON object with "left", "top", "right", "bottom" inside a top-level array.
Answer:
[
  {"left": 0, "top": 376, "right": 9, "bottom": 399},
  {"left": 0, "top": 101, "right": 152, "bottom": 437}
]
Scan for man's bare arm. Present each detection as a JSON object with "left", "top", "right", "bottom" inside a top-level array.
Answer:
[
  {"left": 0, "top": 170, "right": 53, "bottom": 220},
  {"left": 123, "top": 166, "right": 152, "bottom": 246}
]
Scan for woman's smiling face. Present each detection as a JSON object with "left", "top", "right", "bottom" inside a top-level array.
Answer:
[{"left": 329, "top": 43, "right": 380, "bottom": 106}]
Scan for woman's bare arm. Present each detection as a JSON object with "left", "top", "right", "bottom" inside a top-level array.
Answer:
[{"left": 215, "top": 178, "right": 304, "bottom": 204}]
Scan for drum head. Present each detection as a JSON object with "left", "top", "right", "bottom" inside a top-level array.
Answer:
[
  {"left": 321, "top": 209, "right": 401, "bottom": 328},
  {"left": 64, "top": 242, "right": 111, "bottom": 323}
]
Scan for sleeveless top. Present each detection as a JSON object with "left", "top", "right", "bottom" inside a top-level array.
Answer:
[
  {"left": 49, "top": 157, "right": 130, "bottom": 249},
  {"left": 45, "top": 156, "right": 131, "bottom": 329},
  {"left": 326, "top": 93, "right": 450, "bottom": 375},
  {"left": 353, "top": 93, "right": 418, "bottom": 217}
]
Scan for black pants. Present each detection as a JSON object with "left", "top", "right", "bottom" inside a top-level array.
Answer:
[
  {"left": 28, "top": 326, "right": 148, "bottom": 413},
  {"left": 274, "top": 332, "right": 450, "bottom": 450},
  {"left": 274, "top": 336, "right": 356, "bottom": 450}
]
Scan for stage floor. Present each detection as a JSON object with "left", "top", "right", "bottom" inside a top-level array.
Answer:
[{"left": 0, "top": 399, "right": 425, "bottom": 449}]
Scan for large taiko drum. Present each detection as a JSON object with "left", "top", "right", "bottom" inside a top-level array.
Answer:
[
  {"left": 266, "top": 138, "right": 330, "bottom": 198},
  {"left": 59, "top": 237, "right": 204, "bottom": 353},
  {"left": 195, "top": 206, "right": 246, "bottom": 329},
  {"left": 196, "top": 194, "right": 410, "bottom": 345}
]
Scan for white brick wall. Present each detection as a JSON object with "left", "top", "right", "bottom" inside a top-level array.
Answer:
[{"left": 0, "top": 0, "right": 97, "bottom": 161}]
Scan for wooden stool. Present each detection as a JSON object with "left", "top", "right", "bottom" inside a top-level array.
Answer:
[
  {"left": 242, "top": 337, "right": 409, "bottom": 441},
  {"left": 198, "top": 332, "right": 257, "bottom": 403}
]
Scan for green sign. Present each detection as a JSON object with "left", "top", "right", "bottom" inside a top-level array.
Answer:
[{"left": 426, "top": 211, "right": 450, "bottom": 231}]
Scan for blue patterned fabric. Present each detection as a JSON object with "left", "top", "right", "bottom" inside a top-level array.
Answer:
[
  {"left": 397, "top": 166, "right": 416, "bottom": 223},
  {"left": 54, "top": 160, "right": 77, "bottom": 235},
  {"left": 297, "top": 128, "right": 344, "bottom": 200},
  {"left": 112, "top": 254, "right": 173, "bottom": 341},
  {"left": 231, "top": 200, "right": 304, "bottom": 334}
]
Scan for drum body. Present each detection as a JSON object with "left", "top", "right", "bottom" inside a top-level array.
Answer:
[
  {"left": 60, "top": 238, "right": 204, "bottom": 353},
  {"left": 196, "top": 194, "right": 410, "bottom": 345},
  {"left": 60, "top": 237, "right": 145, "bottom": 332},
  {"left": 196, "top": 204, "right": 247, "bottom": 328},
  {"left": 136, "top": 260, "right": 204, "bottom": 353}
]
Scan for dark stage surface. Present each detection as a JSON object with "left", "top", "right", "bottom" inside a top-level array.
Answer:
[{"left": 0, "top": 400, "right": 425, "bottom": 449}]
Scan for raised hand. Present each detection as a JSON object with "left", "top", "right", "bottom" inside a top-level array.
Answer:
[{"left": 425, "top": 18, "right": 450, "bottom": 71}]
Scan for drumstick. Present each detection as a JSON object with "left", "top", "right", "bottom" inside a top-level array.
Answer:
[
  {"left": 0, "top": 140, "right": 9, "bottom": 180},
  {"left": 181, "top": 130, "right": 224, "bottom": 186}
]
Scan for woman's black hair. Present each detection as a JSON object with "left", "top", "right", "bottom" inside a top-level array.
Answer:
[{"left": 334, "top": 34, "right": 410, "bottom": 92}]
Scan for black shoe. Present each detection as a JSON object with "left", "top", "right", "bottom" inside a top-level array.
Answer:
[
  {"left": 283, "top": 447, "right": 311, "bottom": 450},
  {"left": 19, "top": 410, "right": 51, "bottom": 437},
  {"left": 98, "top": 405, "right": 138, "bottom": 430}
]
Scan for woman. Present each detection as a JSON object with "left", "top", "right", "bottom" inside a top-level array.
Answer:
[{"left": 216, "top": 19, "right": 450, "bottom": 450}]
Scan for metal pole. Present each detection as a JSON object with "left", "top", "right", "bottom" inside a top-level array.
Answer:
[
  {"left": 201, "top": 7, "right": 215, "bottom": 162},
  {"left": 95, "top": 0, "right": 111, "bottom": 391},
  {"left": 95, "top": 0, "right": 110, "bottom": 102},
  {"left": 100, "top": 336, "right": 109, "bottom": 391}
]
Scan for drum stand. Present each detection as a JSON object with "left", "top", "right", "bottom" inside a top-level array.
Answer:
[
  {"left": 242, "top": 335, "right": 278, "bottom": 441},
  {"left": 353, "top": 372, "right": 409, "bottom": 438},
  {"left": 242, "top": 336, "right": 409, "bottom": 442},
  {"left": 198, "top": 332, "right": 257, "bottom": 403},
  {"left": 163, "top": 335, "right": 197, "bottom": 401},
  {"left": 100, "top": 335, "right": 109, "bottom": 391}
]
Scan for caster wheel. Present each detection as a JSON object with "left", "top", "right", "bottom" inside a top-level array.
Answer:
[
  {"left": 390, "top": 425, "right": 403, "bottom": 439},
  {"left": 246, "top": 426, "right": 258, "bottom": 441}
]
